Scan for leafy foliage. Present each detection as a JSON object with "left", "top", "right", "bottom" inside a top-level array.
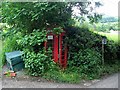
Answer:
[
  {"left": 1, "top": 33, "right": 21, "bottom": 64},
  {"left": 68, "top": 49, "right": 101, "bottom": 78},
  {"left": 2, "top": 2, "right": 72, "bottom": 33},
  {"left": 64, "top": 26, "right": 118, "bottom": 64},
  {"left": 70, "top": 49, "right": 101, "bottom": 67},
  {"left": 87, "top": 13, "right": 102, "bottom": 24},
  {"left": 23, "top": 48, "right": 56, "bottom": 76},
  {"left": 2, "top": 2, "right": 103, "bottom": 34},
  {"left": 17, "top": 29, "right": 46, "bottom": 52},
  {"left": 52, "top": 27, "right": 64, "bottom": 35},
  {"left": 104, "top": 41, "right": 118, "bottom": 63},
  {"left": 65, "top": 26, "right": 102, "bottom": 53},
  {"left": 16, "top": 28, "right": 58, "bottom": 76}
]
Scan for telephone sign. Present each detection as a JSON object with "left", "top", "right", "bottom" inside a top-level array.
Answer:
[
  {"left": 48, "top": 35, "right": 53, "bottom": 40},
  {"left": 102, "top": 37, "right": 107, "bottom": 44}
]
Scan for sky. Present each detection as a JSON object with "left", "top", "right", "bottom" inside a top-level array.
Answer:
[
  {"left": 96, "top": 0, "right": 119, "bottom": 17},
  {"left": 72, "top": 0, "right": 119, "bottom": 17}
]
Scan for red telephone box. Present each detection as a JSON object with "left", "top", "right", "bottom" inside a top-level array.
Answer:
[{"left": 44, "top": 29, "right": 68, "bottom": 68}]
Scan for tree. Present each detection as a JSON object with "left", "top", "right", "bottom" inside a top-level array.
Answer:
[
  {"left": 1, "top": 2, "right": 102, "bottom": 34},
  {"left": 2, "top": 2, "right": 71, "bottom": 33},
  {"left": 100, "top": 16, "right": 118, "bottom": 23}
]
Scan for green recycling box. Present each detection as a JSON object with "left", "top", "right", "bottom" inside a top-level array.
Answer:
[{"left": 5, "top": 51, "right": 24, "bottom": 71}]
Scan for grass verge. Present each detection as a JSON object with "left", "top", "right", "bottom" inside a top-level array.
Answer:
[
  {"left": 42, "top": 62, "right": 119, "bottom": 83},
  {"left": 43, "top": 69, "right": 81, "bottom": 83}
]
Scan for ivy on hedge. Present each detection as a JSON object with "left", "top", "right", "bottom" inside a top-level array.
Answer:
[{"left": 64, "top": 26, "right": 118, "bottom": 65}]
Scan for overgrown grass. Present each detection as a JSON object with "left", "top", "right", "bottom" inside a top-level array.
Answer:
[
  {"left": 43, "top": 69, "right": 81, "bottom": 83},
  {"left": 42, "top": 62, "right": 119, "bottom": 83}
]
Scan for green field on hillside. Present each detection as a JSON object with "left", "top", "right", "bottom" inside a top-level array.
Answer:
[{"left": 95, "top": 31, "right": 119, "bottom": 44}]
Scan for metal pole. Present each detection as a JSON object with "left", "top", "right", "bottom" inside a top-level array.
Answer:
[{"left": 102, "top": 44, "right": 104, "bottom": 65}]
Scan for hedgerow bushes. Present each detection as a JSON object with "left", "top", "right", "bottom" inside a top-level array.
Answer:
[
  {"left": 104, "top": 41, "right": 119, "bottom": 63},
  {"left": 64, "top": 26, "right": 118, "bottom": 65},
  {"left": 58, "top": 26, "right": 119, "bottom": 80},
  {"left": 69, "top": 49, "right": 101, "bottom": 72}
]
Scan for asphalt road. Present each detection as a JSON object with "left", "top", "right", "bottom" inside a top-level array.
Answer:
[
  {"left": 88, "top": 73, "right": 119, "bottom": 88},
  {"left": 1, "top": 73, "right": 119, "bottom": 88}
]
